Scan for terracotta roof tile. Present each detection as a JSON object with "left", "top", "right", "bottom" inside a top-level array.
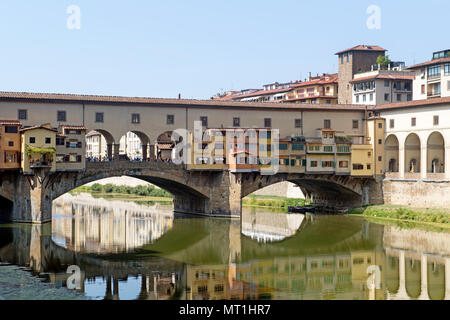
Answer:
[
  {"left": 335, "top": 45, "right": 386, "bottom": 55},
  {"left": 407, "top": 57, "right": 450, "bottom": 69},
  {"left": 351, "top": 74, "right": 415, "bottom": 83},
  {"left": 0, "top": 91, "right": 367, "bottom": 111},
  {"left": 375, "top": 96, "right": 450, "bottom": 110},
  {"left": 0, "top": 120, "right": 21, "bottom": 125},
  {"left": 20, "top": 125, "right": 58, "bottom": 132}
]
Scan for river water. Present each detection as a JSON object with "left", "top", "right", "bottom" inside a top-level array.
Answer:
[{"left": 0, "top": 192, "right": 449, "bottom": 300}]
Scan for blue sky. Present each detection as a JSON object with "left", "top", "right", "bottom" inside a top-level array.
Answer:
[{"left": 0, "top": 0, "right": 448, "bottom": 99}]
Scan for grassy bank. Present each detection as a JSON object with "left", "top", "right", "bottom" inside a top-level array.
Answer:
[
  {"left": 74, "top": 183, "right": 173, "bottom": 198},
  {"left": 242, "top": 195, "right": 310, "bottom": 211},
  {"left": 348, "top": 205, "right": 450, "bottom": 227}
]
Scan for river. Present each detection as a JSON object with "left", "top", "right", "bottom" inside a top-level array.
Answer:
[{"left": 0, "top": 192, "right": 449, "bottom": 300}]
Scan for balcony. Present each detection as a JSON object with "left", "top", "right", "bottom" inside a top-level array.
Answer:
[{"left": 30, "top": 160, "right": 53, "bottom": 169}]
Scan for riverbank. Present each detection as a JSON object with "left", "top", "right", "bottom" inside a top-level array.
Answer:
[
  {"left": 242, "top": 195, "right": 309, "bottom": 211},
  {"left": 73, "top": 184, "right": 173, "bottom": 198},
  {"left": 348, "top": 205, "right": 450, "bottom": 229}
]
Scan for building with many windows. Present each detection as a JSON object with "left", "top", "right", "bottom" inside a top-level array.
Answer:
[
  {"left": 408, "top": 49, "right": 450, "bottom": 100},
  {"left": 351, "top": 69, "right": 414, "bottom": 105},
  {"left": 20, "top": 124, "right": 57, "bottom": 174},
  {"left": 55, "top": 125, "right": 87, "bottom": 171},
  {"left": 284, "top": 74, "right": 339, "bottom": 104}
]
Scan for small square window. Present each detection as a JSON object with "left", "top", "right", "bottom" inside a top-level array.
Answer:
[
  {"left": 352, "top": 120, "right": 359, "bottom": 129},
  {"left": 411, "top": 118, "right": 416, "bottom": 127},
  {"left": 264, "top": 118, "right": 272, "bottom": 128},
  {"left": 378, "top": 139, "right": 382, "bottom": 145},
  {"left": 18, "top": 109, "right": 27, "bottom": 120},
  {"left": 8, "top": 141, "right": 14, "bottom": 147},
  {"left": 324, "top": 120, "right": 331, "bottom": 129},
  {"left": 378, "top": 123, "right": 382, "bottom": 129},
  {"left": 57, "top": 111, "right": 66, "bottom": 122},
  {"left": 29, "top": 137, "right": 35, "bottom": 143},
  {"left": 295, "top": 119, "right": 302, "bottom": 128},
  {"left": 95, "top": 112, "right": 104, "bottom": 123},
  {"left": 384, "top": 93, "right": 390, "bottom": 101},
  {"left": 390, "top": 119, "right": 395, "bottom": 129},
  {"left": 167, "top": 114, "right": 174, "bottom": 125},
  {"left": 131, "top": 113, "right": 140, "bottom": 124},
  {"left": 378, "top": 156, "right": 382, "bottom": 162},
  {"left": 45, "top": 137, "right": 51, "bottom": 144},
  {"left": 233, "top": 117, "right": 240, "bottom": 127}
]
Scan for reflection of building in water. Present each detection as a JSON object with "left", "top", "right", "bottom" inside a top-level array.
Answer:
[
  {"left": 52, "top": 193, "right": 174, "bottom": 254},
  {"left": 241, "top": 209, "right": 305, "bottom": 243}
]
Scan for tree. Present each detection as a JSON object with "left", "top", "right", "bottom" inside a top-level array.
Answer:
[{"left": 377, "top": 55, "right": 392, "bottom": 68}]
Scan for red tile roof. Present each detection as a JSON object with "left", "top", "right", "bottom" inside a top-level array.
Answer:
[
  {"left": 375, "top": 96, "right": 450, "bottom": 110},
  {"left": 335, "top": 45, "right": 387, "bottom": 55},
  {"left": 229, "top": 87, "right": 292, "bottom": 100},
  {"left": 407, "top": 57, "right": 450, "bottom": 69},
  {"left": 156, "top": 143, "right": 174, "bottom": 150},
  {"left": 0, "top": 91, "right": 367, "bottom": 111},
  {"left": 0, "top": 120, "right": 21, "bottom": 125},
  {"left": 20, "top": 125, "right": 58, "bottom": 132},
  {"left": 351, "top": 74, "right": 415, "bottom": 83},
  {"left": 61, "top": 125, "right": 87, "bottom": 130},
  {"left": 283, "top": 96, "right": 337, "bottom": 103},
  {"left": 291, "top": 75, "right": 338, "bottom": 88}
]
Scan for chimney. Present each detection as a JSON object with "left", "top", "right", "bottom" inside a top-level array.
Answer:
[
  {"left": 308, "top": 72, "right": 312, "bottom": 81},
  {"left": 178, "top": 93, "right": 181, "bottom": 100}
]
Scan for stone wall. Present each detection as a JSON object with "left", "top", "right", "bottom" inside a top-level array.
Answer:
[{"left": 383, "top": 179, "right": 450, "bottom": 208}]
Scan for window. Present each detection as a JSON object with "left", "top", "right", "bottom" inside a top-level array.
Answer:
[
  {"left": 324, "top": 146, "right": 333, "bottom": 152},
  {"left": 233, "top": 117, "right": 240, "bottom": 127},
  {"left": 434, "top": 115, "right": 439, "bottom": 126},
  {"left": 421, "top": 85, "right": 426, "bottom": 94},
  {"left": 56, "top": 137, "right": 65, "bottom": 145},
  {"left": 264, "top": 118, "right": 271, "bottom": 128},
  {"left": 367, "top": 164, "right": 371, "bottom": 170},
  {"left": 411, "top": 118, "right": 416, "bottom": 127},
  {"left": 337, "top": 146, "right": 350, "bottom": 153},
  {"left": 378, "top": 123, "right": 382, "bottom": 129},
  {"left": 57, "top": 111, "right": 66, "bottom": 122},
  {"left": 8, "top": 141, "right": 13, "bottom": 147},
  {"left": 292, "top": 144, "right": 304, "bottom": 151},
  {"left": 166, "top": 114, "right": 174, "bottom": 125},
  {"left": 407, "top": 94, "right": 412, "bottom": 101},
  {"left": 45, "top": 137, "right": 51, "bottom": 144},
  {"left": 200, "top": 116, "right": 208, "bottom": 127},
  {"left": 278, "top": 143, "right": 288, "bottom": 150},
  {"left": 324, "top": 120, "right": 331, "bottom": 129},
  {"left": 29, "top": 137, "right": 35, "bottom": 143},
  {"left": 370, "top": 93, "right": 373, "bottom": 101},
  {"left": 18, "top": 109, "right": 27, "bottom": 120},
  {"left": 445, "top": 63, "right": 450, "bottom": 76},
  {"left": 322, "top": 161, "right": 334, "bottom": 168},
  {"left": 5, "top": 126, "right": 18, "bottom": 133},
  {"left": 428, "top": 65, "right": 441, "bottom": 78},
  {"left": 378, "top": 156, "right": 382, "bottom": 162},
  {"left": 95, "top": 112, "right": 104, "bottom": 123},
  {"left": 384, "top": 80, "right": 390, "bottom": 87},
  {"left": 390, "top": 119, "right": 395, "bottom": 129},
  {"left": 353, "top": 164, "right": 364, "bottom": 170},
  {"left": 384, "top": 93, "right": 390, "bottom": 101},
  {"left": 356, "top": 95, "right": 359, "bottom": 103},
  {"left": 352, "top": 120, "right": 359, "bottom": 129},
  {"left": 378, "top": 139, "right": 382, "bottom": 145},
  {"left": 310, "top": 161, "right": 318, "bottom": 168},
  {"left": 339, "top": 161, "right": 349, "bottom": 168},
  {"left": 131, "top": 113, "right": 140, "bottom": 124},
  {"left": 215, "top": 284, "right": 224, "bottom": 292},
  {"left": 295, "top": 119, "right": 302, "bottom": 128},
  {"left": 363, "top": 94, "right": 366, "bottom": 102},
  {"left": 397, "top": 94, "right": 402, "bottom": 102}
]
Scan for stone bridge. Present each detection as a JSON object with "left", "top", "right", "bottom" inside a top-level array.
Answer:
[{"left": 0, "top": 161, "right": 383, "bottom": 223}]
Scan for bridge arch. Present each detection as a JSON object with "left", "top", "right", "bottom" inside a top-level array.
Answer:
[
  {"left": 427, "top": 131, "right": 445, "bottom": 174},
  {"left": 156, "top": 131, "right": 175, "bottom": 161},
  {"left": 86, "top": 129, "right": 116, "bottom": 160},
  {"left": 428, "top": 261, "right": 446, "bottom": 300},
  {"left": 118, "top": 130, "right": 152, "bottom": 160},
  {"left": 405, "top": 257, "right": 421, "bottom": 298},
  {"left": 0, "top": 195, "right": 13, "bottom": 222},
  {"left": 404, "top": 133, "right": 421, "bottom": 173},
  {"left": 385, "top": 134, "right": 400, "bottom": 173}
]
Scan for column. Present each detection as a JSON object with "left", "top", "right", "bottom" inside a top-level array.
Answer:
[
  {"left": 445, "top": 146, "right": 450, "bottom": 180},
  {"left": 445, "top": 258, "right": 450, "bottom": 300},
  {"left": 399, "top": 146, "right": 405, "bottom": 179},
  {"left": 397, "top": 251, "right": 407, "bottom": 299},
  {"left": 418, "top": 254, "right": 429, "bottom": 300},
  {"left": 107, "top": 144, "right": 113, "bottom": 160},
  {"left": 421, "top": 145, "right": 427, "bottom": 179},
  {"left": 149, "top": 145, "right": 156, "bottom": 160},
  {"left": 142, "top": 144, "right": 148, "bottom": 160},
  {"left": 113, "top": 277, "right": 120, "bottom": 300},
  {"left": 113, "top": 144, "right": 120, "bottom": 161}
]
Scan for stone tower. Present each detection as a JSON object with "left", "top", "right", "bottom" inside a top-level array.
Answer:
[{"left": 336, "top": 45, "right": 386, "bottom": 104}]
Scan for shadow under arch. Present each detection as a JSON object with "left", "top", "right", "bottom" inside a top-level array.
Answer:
[
  {"left": 405, "top": 257, "right": 421, "bottom": 298},
  {"left": 427, "top": 131, "right": 445, "bottom": 174},
  {"left": 385, "top": 134, "right": 400, "bottom": 172},
  {"left": 405, "top": 133, "right": 421, "bottom": 173},
  {"left": 0, "top": 195, "right": 13, "bottom": 223}
]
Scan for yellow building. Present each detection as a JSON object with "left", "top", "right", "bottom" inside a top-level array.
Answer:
[
  {"left": 351, "top": 144, "right": 374, "bottom": 176},
  {"left": 20, "top": 124, "right": 57, "bottom": 174},
  {"left": 0, "top": 120, "right": 22, "bottom": 170}
]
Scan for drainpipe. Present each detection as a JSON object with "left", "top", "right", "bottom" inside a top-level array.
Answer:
[{"left": 82, "top": 103, "right": 85, "bottom": 126}]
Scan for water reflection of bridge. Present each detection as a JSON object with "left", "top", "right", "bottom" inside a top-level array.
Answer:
[{"left": 52, "top": 193, "right": 174, "bottom": 254}]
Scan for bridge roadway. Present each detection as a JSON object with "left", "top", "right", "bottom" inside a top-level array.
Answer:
[{"left": 0, "top": 161, "right": 383, "bottom": 223}]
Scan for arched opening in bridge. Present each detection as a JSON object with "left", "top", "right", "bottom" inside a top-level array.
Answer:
[
  {"left": 156, "top": 131, "right": 175, "bottom": 161},
  {"left": 404, "top": 133, "right": 421, "bottom": 174},
  {"left": 0, "top": 195, "right": 13, "bottom": 223},
  {"left": 385, "top": 135, "right": 399, "bottom": 173},
  {"left": 86, "top": 129, "right": 115, "bottom": 160},
  {"left": 245, "top": 181, "right": 305, "bottom": 200},
  {"left": 118, "top": 131, "right": 151, "bottom": 161},
  {"left": 405, "top": 258, "right": 421, "bottom": 298},
  {"left": 427, "top": 132, "right": 445, "bottom": 174},
  {"left": 427, "top": 261, "right": 445, "bottom": 300}
]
